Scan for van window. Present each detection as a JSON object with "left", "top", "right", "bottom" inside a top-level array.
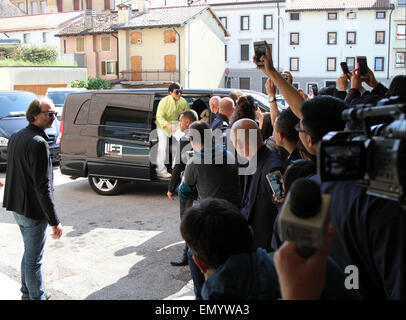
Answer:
[
  {"left": 74, "top": 99, "right": 91, "bottom": 124},
  {"left": 100, "top": 106, "right": 150, "bottom": 138}
]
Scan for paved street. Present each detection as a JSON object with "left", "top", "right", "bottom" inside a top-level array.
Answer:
[{"left": 0, "top": 165, "right": 194, "bottom": 300}]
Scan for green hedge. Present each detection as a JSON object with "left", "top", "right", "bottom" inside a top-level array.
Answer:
[
  {"left": 71, "top": 77, "right": 111, "bottom": 90},
  {"left": 11, "top": 45, "right": 58, "bottom": 63}
]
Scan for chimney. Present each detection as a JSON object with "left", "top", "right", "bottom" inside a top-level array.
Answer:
[
  {"left": 84, "top": 9, "right": 96, "bottom": 30},
  {"left": 118, "top": 3, "right": 132, "bottom": 24},
  {"left": 133, "top": 0, "right": 146, "bottom": 14}
]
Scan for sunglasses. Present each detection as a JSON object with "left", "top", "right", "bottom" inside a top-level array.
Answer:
[
  {"left": 41, "top": 111, "right": 57, "bottom": 117},
  {"left": 174, "top": 90, "right": 182, "bottom": 95}
]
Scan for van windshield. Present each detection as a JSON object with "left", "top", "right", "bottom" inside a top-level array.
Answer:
[{"left": 0, "top": 92, "right": 36, "bottom": 118}]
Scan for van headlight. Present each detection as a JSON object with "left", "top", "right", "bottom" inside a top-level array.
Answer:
[{"left": 0, "top": 136, "right": 8, "bottom": 147}]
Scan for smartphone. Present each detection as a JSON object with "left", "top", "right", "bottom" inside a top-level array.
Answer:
[
  {"left": 357, "top": 56, "right": 368, "bottom": 78},
  {"left": 311, "top": 84, "right": 318, "bottom": 96},
  {"left": 340, "top": 62, "right": 350, "bottom": 75},
  {"left": 266, "top": 170, "right": 285, "bottom": 201},
  {"left": 253, "top": 41, "right": 267, "bottom": 66}
]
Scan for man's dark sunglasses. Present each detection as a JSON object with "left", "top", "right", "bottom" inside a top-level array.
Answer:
[
  {"left": 294, "top": 122, "right": 309, "bottom": 135},
  {"left": 41, "top": 111, "right": 58, "bottom": 117},
  {"left": 174, "top": 90, "right": 183, "bottom": 95}
]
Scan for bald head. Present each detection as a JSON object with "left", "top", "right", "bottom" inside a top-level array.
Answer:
[
  {"left": 230, "top": 118, "right": 264, "bottom": 159},
  {"left": 209, "top": 96, "right": 220, "bottom": 114},
  {"left": 219, "top": 97, "right": 234, "bottom": 119}
]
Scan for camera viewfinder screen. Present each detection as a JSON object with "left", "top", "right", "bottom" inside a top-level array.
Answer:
[{"left": 321, "top": 144, "right": 365, "bottom": 180}]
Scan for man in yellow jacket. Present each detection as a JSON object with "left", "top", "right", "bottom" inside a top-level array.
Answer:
[{"left": 155, "top": 82, "right": 190, "bottom": 178}]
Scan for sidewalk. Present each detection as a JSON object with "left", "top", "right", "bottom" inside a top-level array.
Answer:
[
  {"left": 0, "top": 272, "right": 195, "bottom": 300},
  {"left": 0, "top": 272, "right": 21, "bottom": 300}
]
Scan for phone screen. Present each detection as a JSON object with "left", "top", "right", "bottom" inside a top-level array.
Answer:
[
  {"left": 266, "top": 171, "right": 285, "bottom": 200},
  {"left": 254, "top": 41, "right": 266, "bottom": 66},
  {"left": 357, "top": 56, "right": 368, "bottom": 76}
]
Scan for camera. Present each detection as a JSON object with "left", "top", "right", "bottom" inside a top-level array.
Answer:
[{"left": 317, "top": 98, "right": 406, "bottom": 204}]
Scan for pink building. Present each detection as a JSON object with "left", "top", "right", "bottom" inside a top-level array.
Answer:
[{"left": 56, "top": 11, "right": 118, "bottom": 80}]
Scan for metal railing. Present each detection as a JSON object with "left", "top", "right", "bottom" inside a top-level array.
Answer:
[{"left": 119, "top": 70, "right": 180, "bottom": 82}]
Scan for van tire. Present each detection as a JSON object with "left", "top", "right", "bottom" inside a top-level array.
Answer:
[{"left": 88, "top": 176, "right": 124, "bottom": 195}]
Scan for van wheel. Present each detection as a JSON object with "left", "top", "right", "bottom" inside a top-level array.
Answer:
[{"left": 88, "top": 176, "right": 124, "bottom": 195}]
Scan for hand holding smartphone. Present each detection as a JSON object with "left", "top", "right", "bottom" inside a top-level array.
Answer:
[
  {"left": 253, "top": 41, "right": 267, "bottom": 66},
  {"left": 266, "top": 170, "right": 285, "bottom": 202},
  {"left": 356, "top": 56, "right": 368, "bottom": 79}
]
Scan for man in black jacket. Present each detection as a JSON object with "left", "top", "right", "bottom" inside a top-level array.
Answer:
[
  {"left": 167, "top": 110, "right": 198, "bottom": 266},
  {"left": 3, "top": 97, "right": 62, "bottom": 300}
]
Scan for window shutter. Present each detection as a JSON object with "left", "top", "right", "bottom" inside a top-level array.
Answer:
[
  {"left": 101, "top": 61, "right": 106, "bottom": 75},
  {"left": 164, "top": 30, "right": 176, "bottom": 43}
]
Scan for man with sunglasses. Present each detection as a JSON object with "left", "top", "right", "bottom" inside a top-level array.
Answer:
[
  {"left": 155, "top": 82, "right": 190, "bottom": 178},
  {"left": 3, "top": 97, "right": 62, "bottom": 300}
]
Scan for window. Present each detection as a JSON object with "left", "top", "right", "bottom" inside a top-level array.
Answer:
[
  {"left": 328, "top": 32, "right": 337, "bottom": 45},
  {"left": 18, "top": 2, "right": 24, "bottom": 11},
  {"left": 327, "top": 57, "right": 336, "bottom": 71},
  {"left": 376, "top": 11, "right": 385, "bottom": 19},
  {"left": 101, "top": 36, "right": 110, "bottom": 51},
  {"left": 264, "top": 15, "right": 273, "bottom": 30},
  {"left": 328, "top": 12, "right": 337, "bottom": 20},
  {"left": 131, "top": 31, "right": 142, "bottom": 45},
  {"left": 240, "top": 16, "right": 249, "bottom": 30},
  {"left": 347, "top": 32, "right": 356, "bottom": 44},
  {"left": 31, "top": 1, "right": 38, "bottom": 14},
  {"left": 42, "top": 32, "right": 50, "bottom": 43},
  {"left": 290, "top": 13, "right": 300, "bottom": 20},
  {"left": 347, "top": 11, "right": 357, "bottom": 19},
  {"left": 239, "top": 77, "right": 250, "bottom": 90},
  {"left": 225, "top": 45, "right": 227, "bottom": 61},
  {"left": 23, "top": 33, "right": 30, "bottom": 44},
  {"left": 395, "top": 52, "right": 405, "bottom": 67},
  {"left": 76, "top": 37, "right": 84, "bottom": 52},
  {"left": 63, "top": 40, "right": 66, "bottom": 54},
  {"left": 307, "top": 83, "right": 317, "bottom": 95},
  {"left": 290, "top": 32, "right": 299, "bottom": 45},
  {"left": 375, "top": 57, "right": 384, "bottom": 71},
  {"left": 290, "top": 57, "right": 299, "bottom": 71},
  {"left": 240, "top": 44, "right": 249, "bottom": 61},
  {"left": 40, "top": 0, "right": 46, "bottom": 13},
  {"left": 375, "top": 31, "right": 385, "bottom": 44},
  {"left": 101, "top": 61, "right": 117, "bottom": 76},
  {"left": 397, "top": 24, "right": 406, "bottom": 40},
  {"left": 164, "top": 30, "right": 175, "bottom": 43},
  {"left": 346, "top": 57, "right": 356, "bottom": 71},
  {"left": 325, "top": 81, "right": 336, "bottom": 88},
  {"left": 219, "top": 17, "right": 227, "bottom": 30},
  {"left": 398, "top": 0, "right": 406, "bottom": 5}
]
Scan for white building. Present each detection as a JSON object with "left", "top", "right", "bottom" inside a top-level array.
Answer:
[
  {"left": 0, "top": 11, "right": 84, "bottom": 59},
  {"left": 390, "top": 0, "right": 406, "bottom": 77}
]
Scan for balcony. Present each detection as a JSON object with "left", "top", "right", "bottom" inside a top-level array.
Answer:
[{"left": 119, "top": 70, "right": 180, "bottom": 83}]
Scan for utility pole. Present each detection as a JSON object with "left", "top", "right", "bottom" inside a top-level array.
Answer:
[{"left": 187, "top": 0, "right": 193, "bottom": 88}]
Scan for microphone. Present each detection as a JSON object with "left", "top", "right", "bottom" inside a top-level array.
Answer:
[{"left": 278, "top": 178, "right": 331, "bottom": 258}]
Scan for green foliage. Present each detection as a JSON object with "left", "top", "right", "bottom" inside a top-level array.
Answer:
[
  {"left": 11, "top": 44, "right": 58, "bottom": 63},
  {"left": 71, "top": 77, "right": 111, "bottom": 90},
  {"left": 0, "top": 58, "right": 76, "bottom": 66}
]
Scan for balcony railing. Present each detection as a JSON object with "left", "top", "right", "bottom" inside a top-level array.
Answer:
[{"left": 119, "top": 70, "right": 180, "bottom": 82}]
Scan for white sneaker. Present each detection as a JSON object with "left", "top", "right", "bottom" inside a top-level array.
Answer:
[{"left": 157, "top": 171, "right": 172, "bottom": 178}]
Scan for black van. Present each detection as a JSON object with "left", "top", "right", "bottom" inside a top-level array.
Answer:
[{"left": 59, "top": 88, "right": 276, "bottom": 195}]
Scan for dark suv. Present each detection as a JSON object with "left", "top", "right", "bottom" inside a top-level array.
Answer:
[
  {"left": 0, "top": 91, "right": 61, "bottom": 165},
  {"left": 59, "top": 88, "right": 276, "bottom": 195}
]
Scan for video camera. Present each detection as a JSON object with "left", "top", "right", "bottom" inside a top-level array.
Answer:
[{"left": 317, "top": 97, "right": 406, "bottom": 205}]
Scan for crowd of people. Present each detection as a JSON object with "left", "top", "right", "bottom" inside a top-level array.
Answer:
[{"left": 161, "top": 40, "right": 406, "bottom": 300}]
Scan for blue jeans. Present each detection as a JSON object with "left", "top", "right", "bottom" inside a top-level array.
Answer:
[
  {"left": 13, "top": 212, "right": 48, "bottom": 300},
  {"left": 187, "top": 248, "right": 205, "bottom": 300}
]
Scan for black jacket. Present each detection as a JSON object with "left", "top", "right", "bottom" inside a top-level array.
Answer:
[
  {"left": 3, "top": 124, "right": 59, "bottom": 226},
  {"left": 240, "top": 145, "right": 287, "bottom": 251}
]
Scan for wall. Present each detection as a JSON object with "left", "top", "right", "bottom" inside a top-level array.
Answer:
[
  {"left": 188, "top": 9, "right": 226, "bottom": 89},
  {"left": 390, "top": 4, "right": 406, "bottom": 77},
  {"left": 0, "top": 66, "right": 87, "bottom": 91},
  {"left": 60, "top": 33, "right": 118, "bottom": 79}
]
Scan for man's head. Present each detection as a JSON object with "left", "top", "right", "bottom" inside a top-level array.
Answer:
[
  {"left": 168, "top": 82, "right": 183, "bottom": 101},
  {"left": 26, "top": 97, "right": 56, "bottom": 130},
  {"left": 179, "top": 110, "right": 198, "bottom": 132},
  {"left": 298, "top": 96, "right": 346, "bottom": 155},
  {"left": 209, "top": 96, "right": 220, "bottom": 114},
  {"left": 189, "top": 121, "right": 212, "bottom": 152},
  {"left": 230, "top": 118, "right": 263, "bottom": 160},
  {"left": 273, "top": 108, "right": 299, "bottom": 149},
  {"left": 180, "top": 198, "right": 254, "bottom": 277},
  {"left": 218, "top": 97, "right": 235, "bottom": 119}
]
